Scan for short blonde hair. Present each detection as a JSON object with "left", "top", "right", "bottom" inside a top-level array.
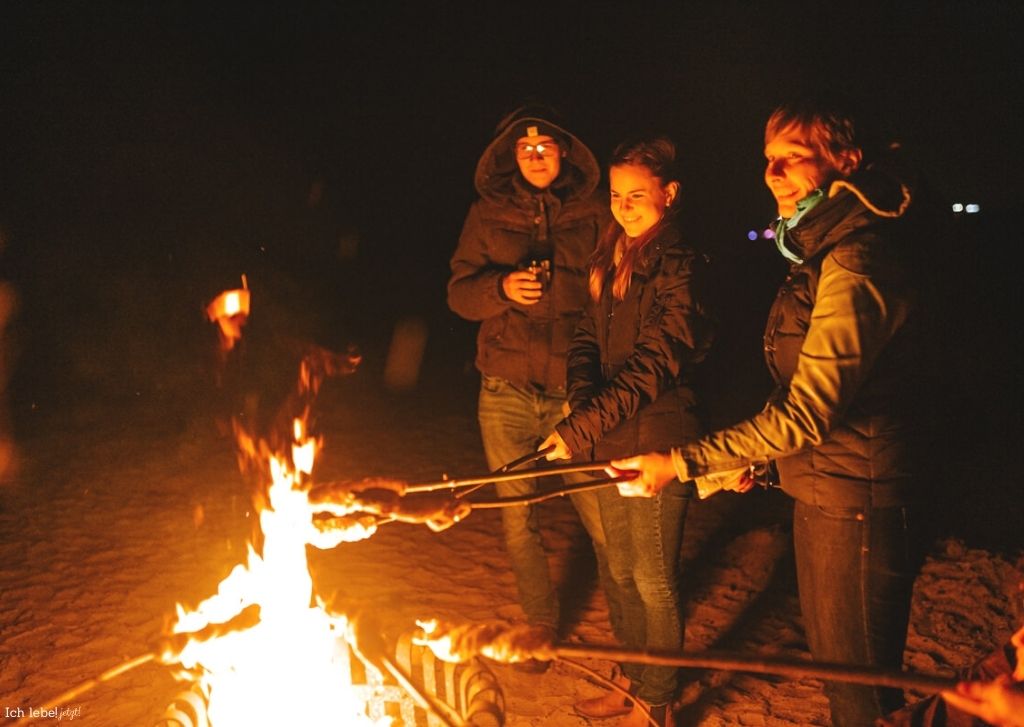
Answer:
[{"left": 765, "top": 100, "right": 863, "bottom": 175}]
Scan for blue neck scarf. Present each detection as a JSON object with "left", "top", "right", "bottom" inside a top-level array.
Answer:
[{"left": 773, "top": 189, "right": 826, "bottom": 264}]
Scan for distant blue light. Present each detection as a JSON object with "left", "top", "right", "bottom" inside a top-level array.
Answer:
[
  {"left": 965, "top": 203, "right": 981, "bottom": 214},
  {"left": 747, "top": 230, "right": 758, "bottom": 241}
]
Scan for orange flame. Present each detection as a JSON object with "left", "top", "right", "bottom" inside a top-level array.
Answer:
[
  {"left": 172, "top": 282, "right": 401, "bottom": 723},
  {"left": 170, "top": 411, "right": 390, "bottom": 725}
]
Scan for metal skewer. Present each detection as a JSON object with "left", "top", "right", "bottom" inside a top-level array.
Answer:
[
  {"left": 404, "top": 459, "right": 627, "bottom": 494},
  {"left": 466, "top": 476, "right": 633, "bottom": 508},
  {"left": 454, "top": 446, "right": 555, "bottom": 499}
]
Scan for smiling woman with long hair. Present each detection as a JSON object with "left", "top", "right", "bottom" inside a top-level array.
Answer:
[
  {"left": 615, "top": 98, "right": 939, "bottom": 727},
  {"left": 541, "top": 136, "right": 715, "bottom": 727}
]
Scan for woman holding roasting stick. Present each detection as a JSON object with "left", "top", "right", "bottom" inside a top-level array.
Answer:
[
  {"left": 614, "top": 98, "right": 934, "bottom": 727},
  {"left": 542, "top": 136, "right": 715, "bottom": 727}
]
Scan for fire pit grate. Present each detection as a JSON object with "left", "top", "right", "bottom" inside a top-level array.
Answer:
[{"left": 155, "top": 631, "right": 504, "bottom": 727}]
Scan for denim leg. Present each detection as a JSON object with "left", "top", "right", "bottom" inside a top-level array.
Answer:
[
  {"left": 598, "top": 485, "right": 646, "bottom": 661},
  {"left": 629, "top": 481, "right": 689, "bottom": 704},
  {"left": 569, "top": 484, "right": 622, "bottom": 642},
  {"left": 598, "top": 484, "right": 688, "bottom": 703},
  {"left": 478, "top": 375, "right": 557, "bottom": 628},
  {"left": 793, "top": 500, "right": 921, "bottom": 727},
  {"left": 535, "top": 391, "right": 619, "bottom": 633}
]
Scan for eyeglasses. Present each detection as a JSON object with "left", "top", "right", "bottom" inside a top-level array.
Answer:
[{"left": 515, "top": 142, "right": 560, "bottom": 160}]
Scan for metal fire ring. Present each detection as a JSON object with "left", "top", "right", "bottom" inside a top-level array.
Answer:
[{"left": 155, "top": 632, "right": 505, "bottom": 727}]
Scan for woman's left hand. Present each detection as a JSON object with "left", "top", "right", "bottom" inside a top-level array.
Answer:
[{"left": 539, "top": 432, "right": 571, "bottom": 461}]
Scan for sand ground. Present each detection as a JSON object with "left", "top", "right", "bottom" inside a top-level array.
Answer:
[{"left": 1, "top": 366, "right": 1020, "bottom": 727}]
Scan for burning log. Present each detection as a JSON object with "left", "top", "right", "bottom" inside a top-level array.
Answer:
[{"left": 156, "top": 605, "right": 262, "bottom": 665}]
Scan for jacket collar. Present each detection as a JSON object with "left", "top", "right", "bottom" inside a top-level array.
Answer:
[
  {"left": 632, "top": 222, "right": 684, "bottom": 276},
  {"left": 785, "top": 157, "right": 916, "bottom": 262}
]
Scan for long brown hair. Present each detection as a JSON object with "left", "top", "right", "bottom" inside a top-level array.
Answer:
[{"left": 590, "top": 137, "right": 680, "bottom": 302}]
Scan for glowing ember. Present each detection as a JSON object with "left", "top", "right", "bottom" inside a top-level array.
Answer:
[
  {"left": 223, "top": 291, "right": 243, "bottom": 316},
  {"left": 205, "top": 276, "right": 251, "bottom": 352}
]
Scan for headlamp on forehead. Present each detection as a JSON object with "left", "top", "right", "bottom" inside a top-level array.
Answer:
[{"left": 515, "top": 141, "right": 561, "bottom": 160}]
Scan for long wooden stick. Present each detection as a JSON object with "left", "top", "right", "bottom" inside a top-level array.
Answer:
[
  {"left": 10, "top": 653, "right": 158, "bottom": 725},
  {"left": 467, "top": 477, "right": 624, "bottom": 508},
  {"left": 404, "top": 460, "right": 627, "bottom": 493},
  {"left": 552, "top": 643, "right": 958, "bottom": 693}
]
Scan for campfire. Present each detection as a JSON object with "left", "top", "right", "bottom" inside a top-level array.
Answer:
[
  {"left": 161, "top": 418, "right": 379, "bottom": 725},
  {"left": 152, "top": 283, "right": 505, "bottom": 727}
]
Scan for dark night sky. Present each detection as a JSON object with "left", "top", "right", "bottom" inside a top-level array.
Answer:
[{"left": 0, "top": 1, "right": 1021, "bottom": 415}]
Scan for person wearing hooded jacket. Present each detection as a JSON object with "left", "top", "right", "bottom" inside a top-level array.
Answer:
[
  {"left": 447, "top": 105, "right": 611, "bottom": 655},
  {"left": 541, "top": 136, "right": 714, "bottom": 727},
  {"left": 613, "top": 98, "right": 936, "bottom": 727}
]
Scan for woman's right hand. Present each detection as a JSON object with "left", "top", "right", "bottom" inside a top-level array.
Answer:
[
  {"left": 503, "top": 271, "right": 544, "bottom": 305},
  {"left": 609, "top": 452, "right": 677, "bottom": 497}
]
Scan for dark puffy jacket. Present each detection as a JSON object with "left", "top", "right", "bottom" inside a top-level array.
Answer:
[
  {"left": 674, "top": 158, "right": 932, "bottom": 508},
  {"left": 555, "top": 224, "right": 715, "bottom": 460},
  {"left": 767, "top": 163, "right": 929, "bottom": 507},
  {"left": 447, "top": 113, "right": 607, "bottom": 393}
]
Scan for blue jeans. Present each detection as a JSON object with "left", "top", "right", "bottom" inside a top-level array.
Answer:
[
  {"left": 793, "top": 500, "right": 922, "bottom": 727},
  {"left": 478, "top": 374, "right": 610, "bottom": 631},
  {"left": 599, "top": 480, "right": 690, "bottom": 705}
]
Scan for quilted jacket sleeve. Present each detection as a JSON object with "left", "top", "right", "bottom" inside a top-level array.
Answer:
[
  {"left": 671, "top": 249, "right": 910, "bottom": 479},
  {"left": 447, "top": 203, "right": 511, "bottom": 321},
  {"left": 557, "top": 248, "right": 713, "bottom": 454},
  {"left": 564, "top": 300, "right": 602, "bottom": 412}
]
